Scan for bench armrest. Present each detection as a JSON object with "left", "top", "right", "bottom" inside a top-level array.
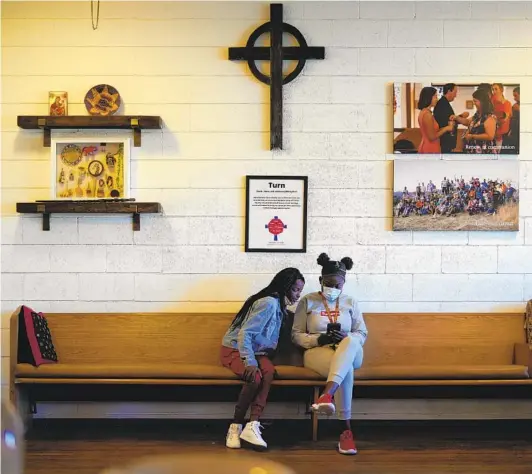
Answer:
[
  {"left": 9, "top": 306, "right": 22, "bottom": 402},
  {"left": 514, "top": 343, "right": 532, "bottom": 375}
]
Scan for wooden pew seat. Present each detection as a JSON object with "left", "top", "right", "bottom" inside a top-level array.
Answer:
[
  {"left": 10, "top": 310, "right": 532, "bottom": 439},
  {"left": 14, "top": 362, "right": 529, "bottom": 381}
]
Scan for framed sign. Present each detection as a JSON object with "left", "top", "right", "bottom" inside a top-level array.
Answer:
[
  {"left": 245, "top": 175, "right": 308, "bottom": 253},
  {"left": 51, "top": 138, "right": 130, "bottom": 199}
]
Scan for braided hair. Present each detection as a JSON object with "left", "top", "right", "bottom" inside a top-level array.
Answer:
[{"left": 229, "top": 267, "right": 305, "bottom": 330}]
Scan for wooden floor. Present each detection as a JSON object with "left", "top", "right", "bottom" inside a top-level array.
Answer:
[{"left": 25, "top": 420, "right": 532, "bottom": 474}]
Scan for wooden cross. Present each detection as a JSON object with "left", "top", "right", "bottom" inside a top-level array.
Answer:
[{"left": 228, "top": 3, "right": 325, "bottom": 150}]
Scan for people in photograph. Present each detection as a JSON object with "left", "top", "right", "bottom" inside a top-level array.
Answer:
[
  {"left": 502, "top": 86, "right": 520, "bottom": 154},
  {"left": 417, "top": 87, "right": 455, "bottom": 154},
  {"left": 433, "top": 83, "right": 470, "bottom": 153},
  {"left": 463, "top": 89, "right": 497, "bottom": 154},
  {"left": 221, "top": 268, "right": 305, "bottom": 450},
  {"left": 512, "top": 87, "right": 520, "bottom": 114},
  {"left": 441, "top": 177, "right": 449, "bottom": 195},
  {"left": 477, "top": 83, "right": 493, "bottom": 99},
  {"left": 292, "top": 253, "right": 368, "bottom": 456},
  {"left": 491, "top": 83, "right": 513, "bottom": 153},
  {"left": 394, "top": 175, "right": 517, "bottom": 219}
]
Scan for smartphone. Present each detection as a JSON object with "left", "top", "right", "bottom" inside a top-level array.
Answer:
[{"left": 326, "top": 322, "right": 341, "bottom": 334}]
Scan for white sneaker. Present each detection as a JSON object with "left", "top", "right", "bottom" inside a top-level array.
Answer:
[
  {"left": 225, "top": 423, "right": 242, "bottom": 449},
  {"left": 239, "top": 421, "right": 267, "bottom": 449}
]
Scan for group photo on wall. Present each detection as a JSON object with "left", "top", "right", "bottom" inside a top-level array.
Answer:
[
  {"left": 393, "top": 160, "right": 519, "bottom": 232},
  {"left": 393, "top": 82, "right": 520, "bottom": 155}
]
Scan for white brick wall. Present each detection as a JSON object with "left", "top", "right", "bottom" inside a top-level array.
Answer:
[{"left": 2, "top": 1, "right": 532, "bottom": 415}]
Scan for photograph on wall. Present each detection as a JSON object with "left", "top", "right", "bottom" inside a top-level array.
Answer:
[
  {"left": 49, "top": 91, "right": 68, "bottom": 116},
  {"left": 393, "top": 160, "right": 519, "bottom": 232},
  {"left": 51, "top": 139, "right": 130, "bottom": 199},
  {"left": 245, "top": 175, "right": 308, "bottom": 253},
  {"left": 393, "top": 82, "right": 520, "bottom": 155}
]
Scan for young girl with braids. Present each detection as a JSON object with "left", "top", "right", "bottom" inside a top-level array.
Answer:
[
  {"left": 221, "top": 268, "right": 305, "bottom": 450},
  {"left": 292, "top": 253, "right": 367, "bottom": 455}
]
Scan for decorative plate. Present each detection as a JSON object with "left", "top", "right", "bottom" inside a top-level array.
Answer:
[
  {"left": 84, "top": 84, "right": 121, "bottom": 116},
  {"left": 88, "top": 159, "right": 104, "bottom": 177},
  {"left": 60, "top": 144, "right": 83, "bottom": 166}
]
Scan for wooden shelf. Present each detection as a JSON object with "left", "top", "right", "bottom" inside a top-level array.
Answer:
[
  {"left": 17, "top": 115, "right": 162, "bottom": 147},
  {"left": 16, "top": 201, "right": 162, "bottom": 231}
]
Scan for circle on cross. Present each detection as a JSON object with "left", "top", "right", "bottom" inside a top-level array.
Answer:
[{"left": 244, "top": 22, "right": 312, "bottom": 86}]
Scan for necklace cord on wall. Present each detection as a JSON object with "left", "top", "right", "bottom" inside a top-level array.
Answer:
[{"left": 91, "top": 0, "right": 100, "bottom": 30}]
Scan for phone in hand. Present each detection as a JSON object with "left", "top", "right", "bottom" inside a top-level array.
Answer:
[{"left": 326, "top": 322, "right": 341, "bottom": 334}]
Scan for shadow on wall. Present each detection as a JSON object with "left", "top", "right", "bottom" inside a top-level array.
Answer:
[
  {"left": 386, "top": 81, "right": 396, "bottom": 153},
  {"left": 141, "top": 273, "right": 272, "bottom": 314},
  {"left": 384, "top": 160, "right": 394, "bottom": 231}
]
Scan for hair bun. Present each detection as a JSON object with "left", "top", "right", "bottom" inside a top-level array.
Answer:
[
  {"left": 317, "top": 253, "right": 330, "bottom": 267},
  {"left": 341, "top": 257, "right": 353, "bottom": 271}
]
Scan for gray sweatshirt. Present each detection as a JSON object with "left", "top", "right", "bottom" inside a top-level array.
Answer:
[{"left": 291, "top": 292, "right": 368, "bottom": 349}]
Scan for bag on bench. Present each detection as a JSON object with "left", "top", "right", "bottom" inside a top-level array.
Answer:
[{"left": 17, "top": 305, "right": 58, "bottom": 367}]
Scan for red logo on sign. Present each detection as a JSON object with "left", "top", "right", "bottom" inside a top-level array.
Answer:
[{"left": 265, "top": 216, "right": 287, "bottom": 241}]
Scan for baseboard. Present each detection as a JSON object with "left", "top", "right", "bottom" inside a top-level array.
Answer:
[{"left": 32, "top": 399, "right": 532, "bottom": 420}]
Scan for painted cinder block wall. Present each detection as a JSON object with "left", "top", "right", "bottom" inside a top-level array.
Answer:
[{"left": 1, "top": 0, "right": 532, "bottom": 417}]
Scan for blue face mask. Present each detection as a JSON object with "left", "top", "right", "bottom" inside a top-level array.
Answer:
[{"left": 322, "top": 286, "right": 341, "bottom": 302}]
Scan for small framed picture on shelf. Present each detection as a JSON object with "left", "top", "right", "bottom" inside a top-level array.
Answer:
[
  {"left": 49, "top": 91, "right": 68, "bottom": 116},
  {"left": 51, "top": 138, "right": 130, "bottom": 200},
  {"left": 245, "top": 175, "right": 308, "bottom": 253}
]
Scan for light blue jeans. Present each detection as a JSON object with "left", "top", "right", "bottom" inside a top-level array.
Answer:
[{"left": 304, "top": 336, "right": 364, "bottom": 420}]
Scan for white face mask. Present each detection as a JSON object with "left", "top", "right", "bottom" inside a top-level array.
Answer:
[{"left": 322, "top": 286, "right": 341, "bottom": 302}]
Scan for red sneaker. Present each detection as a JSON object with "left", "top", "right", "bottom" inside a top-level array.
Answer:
[
  {"left": 338, "top": 430, "right": 357, "bottom": 455},
  {"left": 311, "top": 393, "right": 335, "bottom": 415}
]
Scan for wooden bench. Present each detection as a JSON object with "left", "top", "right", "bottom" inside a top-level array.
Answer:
[{"left": 10, "top": 310, "right": 532, "bottom": 440}]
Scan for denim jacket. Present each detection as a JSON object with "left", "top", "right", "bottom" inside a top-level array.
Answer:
[{"left": 221, "top": 296, "right": 283, "bottom": 367}]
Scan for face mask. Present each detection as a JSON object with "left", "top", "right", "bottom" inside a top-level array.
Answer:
[
  {"left": 322, "top": 286, "right": 341, "bottom": 302},
  {"left": 284, "top": 296, "right": 292, "bottom": 307}
]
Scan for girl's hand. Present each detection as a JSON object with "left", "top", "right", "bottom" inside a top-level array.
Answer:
[
  {"left": 243, "top": 366, "right": 262, "bottom": 383},
  {"left": 331, "top": 330, "right": 348, "bottom": 343},
  {"left": 317, "top": 333, "right": 333, "bottom": 346}
]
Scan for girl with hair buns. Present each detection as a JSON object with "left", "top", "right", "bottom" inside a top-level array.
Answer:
[
  {"left": 292, "top": 253, "right": 367, "bottom": 455},
  {"left": 221, "top": 268, "right": 305, "bottom": 450}
]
